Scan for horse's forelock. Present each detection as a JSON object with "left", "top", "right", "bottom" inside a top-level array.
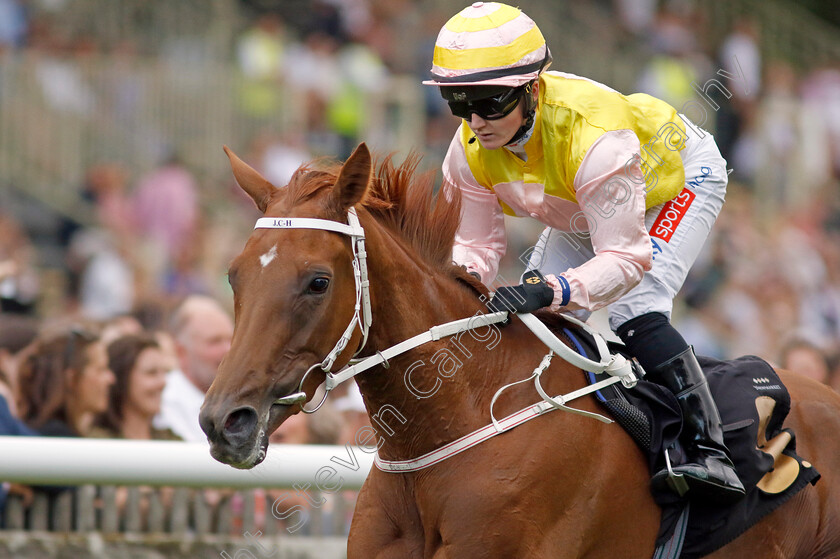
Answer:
[{"left": 285, "top": 162, "right": 343, "bottom": 208}]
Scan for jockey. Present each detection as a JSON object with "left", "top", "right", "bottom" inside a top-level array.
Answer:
[{"left": 425, "top": 2, "right": 745, "bottom": 503}]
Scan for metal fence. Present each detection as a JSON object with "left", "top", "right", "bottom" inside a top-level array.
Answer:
[
  {"left": 0, "top": 438, "right": 373, "bottom": 539},
  {"left": 3, "top": 485, "right": 357, "bottom": 538}
]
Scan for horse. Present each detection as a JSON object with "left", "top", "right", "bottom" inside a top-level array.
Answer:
[{"left": 199, "top": 143, "right": 840, "bottom": 558}]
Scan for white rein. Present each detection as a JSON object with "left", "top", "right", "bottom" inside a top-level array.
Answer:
[{"left": 255, "top": 209, "right": 639, "bottom": 440}]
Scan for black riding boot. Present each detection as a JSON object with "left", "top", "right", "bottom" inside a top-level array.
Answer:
[{"left": 649, "top": 347, "right": 746, "bottom": 504}]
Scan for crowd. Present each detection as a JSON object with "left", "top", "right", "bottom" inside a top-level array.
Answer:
[
  {"left": 0, "top": 292, "right": 367, "bottom": 532},
  {"left": 0, "top": 0, "right": 840, "bottom": 533}
]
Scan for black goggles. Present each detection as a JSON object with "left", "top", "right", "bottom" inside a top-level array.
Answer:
[{"left": 442, "top": 85, "right": 526, "bottom": 121}]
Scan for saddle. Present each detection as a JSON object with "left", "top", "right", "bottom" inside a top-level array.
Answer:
[{"left": 561, "top": 326, "right": 821, "bottom": 559}]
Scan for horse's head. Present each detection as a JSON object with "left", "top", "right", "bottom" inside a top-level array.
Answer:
[{"left": 200, "top": 143, "right": 373, "bottom": 469}]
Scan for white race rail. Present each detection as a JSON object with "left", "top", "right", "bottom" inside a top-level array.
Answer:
[{"left": 0, "top": 437, "right": 374, "bottom": 489}]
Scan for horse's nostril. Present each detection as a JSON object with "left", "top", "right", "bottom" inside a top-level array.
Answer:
[{"left": 223, "top": 407, "right": 258, "bottom": 438}]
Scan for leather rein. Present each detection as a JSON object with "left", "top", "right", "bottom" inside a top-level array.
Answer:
[{"left": 253, "top": 209, "right": 640, "bottom": 470}]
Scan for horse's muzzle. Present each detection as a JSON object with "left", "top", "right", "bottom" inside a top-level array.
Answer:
[{"left": 200, "top": 404, "right": 265, "bottom": 469}]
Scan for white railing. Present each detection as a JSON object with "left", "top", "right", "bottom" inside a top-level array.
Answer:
[
  {"left": 0, "top": 437, "right": 373, "bottom": 489},
  {"left": 0, "top": 437, "right": 372, "bottom": 539}
]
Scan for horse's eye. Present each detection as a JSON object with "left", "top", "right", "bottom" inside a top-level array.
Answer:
[{"left": 308, "top": 277, "right": 330, "bottom": 294}]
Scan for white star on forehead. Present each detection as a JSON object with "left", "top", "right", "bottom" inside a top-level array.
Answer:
[{"left": 259, "top": 245, "right": 278, "bottom": 268}]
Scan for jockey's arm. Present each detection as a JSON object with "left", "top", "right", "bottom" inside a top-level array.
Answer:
[
  {"left": 443, "top": 137, "right": 507, "bottom": 285},
  {"left": 546, "top": 129, "right": 652, "bottom": 313}
]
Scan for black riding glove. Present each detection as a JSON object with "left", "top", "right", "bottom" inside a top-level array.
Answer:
[{"left": 487, "top": 270, "right": 554, "bottom": 314}]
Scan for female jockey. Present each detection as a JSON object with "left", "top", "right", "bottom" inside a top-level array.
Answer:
[{"left": 425, "top": 2, "right": 745, "bottom": 503}]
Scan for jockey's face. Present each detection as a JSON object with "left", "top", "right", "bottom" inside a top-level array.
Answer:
[
  {"left": 462, "top": 80, "right": 538, "bottom": 150},
  {"left": 466, "top": 103, "right": 526, "bottom": 150}
]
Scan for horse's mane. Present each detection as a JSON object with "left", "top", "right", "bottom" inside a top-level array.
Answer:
[{"left": 286, "top": 153, "right": 464, "bottom": 272}]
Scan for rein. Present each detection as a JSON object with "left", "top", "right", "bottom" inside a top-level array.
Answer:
[{"left": 257, "top": 209, "right": 640, "bottom": 470}]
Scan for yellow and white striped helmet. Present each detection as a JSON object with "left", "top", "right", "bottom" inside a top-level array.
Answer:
[{"left": 423, "top": 2, "right": 551, "bottom": 88}]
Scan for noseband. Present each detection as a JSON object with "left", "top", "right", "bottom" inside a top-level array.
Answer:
[{"left": 254, "top": 208, "right": 371, "bottom": 412}]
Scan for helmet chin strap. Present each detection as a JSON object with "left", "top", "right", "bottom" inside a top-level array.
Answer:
[
  {"left": 505, "top": 81, "right": 537, "bottom": 147},
  {"left": 505, "top": 109, "right": 535, "bottom": 146}
]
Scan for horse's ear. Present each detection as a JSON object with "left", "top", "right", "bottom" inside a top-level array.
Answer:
[
  {"left": 332, "top": 143, "right": 371, "bottom": 210},
  {"left": 224, "top": 145, "right": 275, "bottom": 213}
]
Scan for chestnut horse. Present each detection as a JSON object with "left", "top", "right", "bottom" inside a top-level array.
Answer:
[{"left": 200, "top": 143, "right": 840, "bottom": 558}]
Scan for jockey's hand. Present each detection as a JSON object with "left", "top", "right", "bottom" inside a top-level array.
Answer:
[{"left": 487, "top": 271, "right": 554, "bottom": 315}]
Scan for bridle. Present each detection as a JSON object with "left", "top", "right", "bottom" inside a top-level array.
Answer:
[
  {"left": 254, "top": 208, "right": 510, "bottom": 414},
  {"left": 254, "top": 208, "right": 372, "bottom": 413},
  {"left": 253, "top": 207, "right": 637, "bottom": 422}
]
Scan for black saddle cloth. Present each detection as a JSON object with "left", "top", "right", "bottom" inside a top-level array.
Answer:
[{"left": 560, "top": 327, "right": 821, "bottom": 559}]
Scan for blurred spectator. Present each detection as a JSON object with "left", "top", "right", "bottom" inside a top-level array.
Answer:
[
  {"left": 749, "top": 62, "right": 800, "bottom": 204},
  {"left": 269, "top": 411, "right": 309, "bottom": 446},
  {"left": 247, "top": 129, "right": 312, "bottom": 190},
  {"left": 269, "top": 400, "right": 341, "bottom": 446},
  {"left": 613, "top": 0, "right": 657, "bottom": 38},
  {"left": 672, "top": 299, "right": 728, "bottom": 360},
  {"left": 64, "top": 164, "right": 136, "bottom": 318},
  {"left": 100, "top": 314, "right": 144, "bottom": 346},
  {"left": 0, "top": 392, "right": 35, "bottom": 436},
  {"left": 94, "top": 334, "right": 179, "bottom": 441},
  {"left": 0, "top": 313, "right": 39, "bottom": 415},
  {"left": 305, "top": 0, "right": 346, "bottom": 41},
  {"left": 130, "top": 297, "right": 171, "bottom": 333},
  {"left": 715, "top": 18, "right": 761, "bottom": 174},
  {"left": 17, "top": 325, "right": 115, "bottom": 437},
  {"left": 31, "top": 27, "right": 97, "bottom": 116},
  {"left": 236, "top": 13, "right": 288, "bottom": 119},
  {"left": 333, "top": 383, "right": 370, "bottom": 445},
  {"left": 719, "top": 18, "right": 762, "bottom": 101},
  {"left": 128, "top": 297, "right": 181, "bottom": 374},
  {"left": 105, "top": 39, "right": 146, "bottom": 125},
  {"left": 68, "top": 228, "right": 134, "bottom": 321},
  {"left": 327, "top": 38, "right": 390, "bottom": 158},
  {"left": 153, "top": 295, "right": 232, "bottom": 442},
  {"left": 81, "top": 162, "right": 134, "bottom": 239},
  {"left": 159, "top": 218, "right": 213, "bottom": 298},
  {"left": 778, "top": 337, "right": 831, "bottom": 385},
  {"left": 90, "top": 333, "right": 180, "bottom": 525},
  {"left": 132, "top": 151, "right": 199, "bottom": 285},
  {"left": 800, "top": 63, "right": 840, "bottom": 179},
  {"left": 636, "top": 50, "right": 699, "bottom": 111},
  {"left": 636, "top": 8, "right": 706, "bottom": 110},
  {"left": 284, "top": 31, "right": 342, "bottom": 152},
  {"left": 417, "top": 9, "right": 459, "bottom": 160},
  {"left": 0, "top": 0, "right": 27, "bottom": 52},
  {"left": 0, "top": 214, "right": 40, "bottom": 315}
]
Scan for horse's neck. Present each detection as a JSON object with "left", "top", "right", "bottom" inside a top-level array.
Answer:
[
  {"left": 356, "top": 222, "right": 556, "bottom": 460},
  {"left": 359, "top": 220, "right": 479, "bottom": 349}
]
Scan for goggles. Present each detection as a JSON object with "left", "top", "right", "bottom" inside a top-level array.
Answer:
[{"left": 442, "top": 84, "right": 527, "bottom": 121}]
